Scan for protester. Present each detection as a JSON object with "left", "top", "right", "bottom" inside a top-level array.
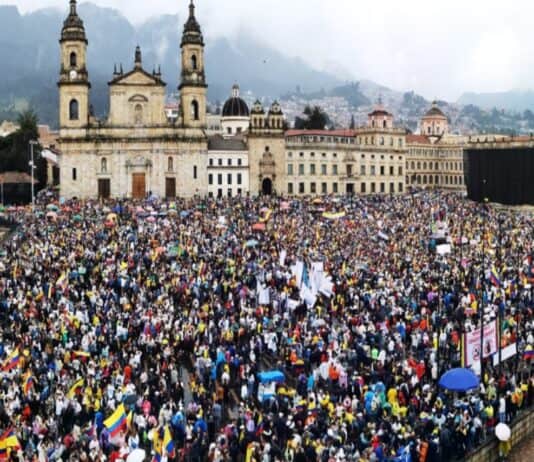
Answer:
[{"left": 0, "top": 190, "right": 531, "bottom": 462}]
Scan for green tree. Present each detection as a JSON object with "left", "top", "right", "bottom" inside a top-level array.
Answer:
[{"left": 294, "top": 105, "right": 330, "bottom": 130}]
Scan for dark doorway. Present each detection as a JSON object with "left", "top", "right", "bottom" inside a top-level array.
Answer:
[
  {"left": 262, "top": 178, "right": 273, "bottom": 195},
  {"left": 98, "top": 179, "right": 111, "bottom": 199},
  {"left": 165, "top": 177, "right": 176, "bottom": 199},
  {"left": 346, "top": 183, "right": 354, "bottom": 195}
]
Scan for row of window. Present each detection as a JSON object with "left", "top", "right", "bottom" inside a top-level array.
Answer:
[
  {"left": 408, "top": 161, "right": 463, "bottom": 171},
  {"left": 286, "top": 136, "right": 405, "bottom": 148},
  {"left": 209, "top": 158, "right": 243, "bottom": 167},
  {"left": 208, "top": 188, "right": 244, "bottom": 198},
  {"left": 406, "top": 175, "right": 463, "bottom": 186},
  {"left": 73, "top": 165, "right": 198, "bottom": 181},
  {"left": 409, "top": 148, "right": 462, "bottom": 157},
  {"left": 208, "top": 173, "right": 243, "bottom": 185},
  {"left": 287, "top": 182, "right": 404, "bottom": 195},
  {"left": 287, "top": 163, "right": 403, "bottom": 176},
  {"left": 288, "top": 152, "right": 403, "bottom": 161}
]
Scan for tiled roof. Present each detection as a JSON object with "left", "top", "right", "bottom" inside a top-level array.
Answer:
[{"left": 208, "top": 134, "right": 248, "bottom": 151}]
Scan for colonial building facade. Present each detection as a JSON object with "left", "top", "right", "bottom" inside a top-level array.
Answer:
[
  {"left": 56, "top": 2, "right": 465, "bottom": 199},
  {"left": 58, "top": 1, "right": 213, "bottom": 199}
]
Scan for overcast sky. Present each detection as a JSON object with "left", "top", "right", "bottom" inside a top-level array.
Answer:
[{"left": 3, "top": 0, "right": 531, "bottom": 101}]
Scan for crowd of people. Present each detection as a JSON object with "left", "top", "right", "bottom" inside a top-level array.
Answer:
[{"left": 0, "top": 190, "right": 532, "bottom": 462}]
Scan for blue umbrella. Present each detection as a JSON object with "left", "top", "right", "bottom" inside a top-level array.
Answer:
[{"left": 438, "top": 368, "right": 479, "bottom": 392}]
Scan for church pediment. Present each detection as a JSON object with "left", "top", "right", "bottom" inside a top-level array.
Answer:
[{"left": 109, "top": 69, "right": 166, "bottom": 87}]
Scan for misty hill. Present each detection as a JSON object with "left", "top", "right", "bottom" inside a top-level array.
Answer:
[
  {"left": 458, "top": 90, "right": 534, "bottom": 113},
  {"left": 0, "top": 3, "right": 341, "bottom": 126}
]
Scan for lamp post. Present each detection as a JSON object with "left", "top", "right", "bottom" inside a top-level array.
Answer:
[
  {"left": 480, "top": 179, "right": 487, "bottom": 379},
  {"left": 29, "top": 140, "right": 39, "bottom": 207}
]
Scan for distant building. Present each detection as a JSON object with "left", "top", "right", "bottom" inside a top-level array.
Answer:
[
  {"left": 406, "top": 103, "right": 465, "bottom": 192},
  {"left": 207, "top": 135, "right": 249, "bottom": 197}
]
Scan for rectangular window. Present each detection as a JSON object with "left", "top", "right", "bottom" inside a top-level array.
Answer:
[
  {"left": 237, "top": 188, "right": 242, "bottom": 195},
  {"left": 390, "top": 166, "right": 394, "bottom": 175},
  {"left": 208, "top": 192, "right": 213, "bottom": 198},
  {"left": 332, "top": 164, "right": 338, "bottom": 175},
  {"left": 218, "top": 159, "right": 222, "bottom": 166},
  {"left": 310, "top": 182, "right": 316, "bottom": 194},
  {"left": 227, "top": 159, "right": 232, "bottom": 166},
  {"left": 360, "top": 165, "right": 366, "bottom": 175},
  {"left": 287, "top": 164, "right": 294, "bottom": 175},
  {"left": 332, "top": 182, "right": 338, "bottom": 193},
  {"left": 299, "top": 164, "right": 305, "bottom": 175},
  {"left": 288, "top": 183, "right": 294, "bottom": 194},
  {"left": 371, "top": 182, "right": 376, "bottom": 193},
  {"left": 370, "top": 166, "right": 376, "bottom": 176},
  {"left": 390, "top": 182, "right": 394, "bottom": 193},
  {"left": 310, "top": 164, "right": 316, "bottom": 175},
  {"left": 361, "top": 182, "right": 366, "bottom": 193},
  {"left": 299, "top": 182, "right": 305, "bottom": 194},
  {"left": 228, "top": 188, "right": 232, "bottom": 197},
  {"left": 217, "top": 174, "right": 222, "bottom": 185},
  {"left": 398, "top": 166, "right": 403, "bottom": 175},
  {"left": 321, "top": 182, "right": 327, "bottom": 194},
  {"left": 209, "top": 158, "right": 213, "bottom": 166},
  {"left": 347, "top": 164, "right": 353, "bottom": 176},
  {"left": 238, "top": 158, "right": 242, "bottom": 166},
  {"left": 193, "top": 165, "right": 197, "bottom": 179},
  {"left": 208, "top": 174, "right": 213, "bottom": 185},
  {"left": 321, "top": 164, "right": 327, "bottom": 175},
  {"left": 227, "top": 174, "right": 232, "bottom": 185},
  {"left": 399, "top": 183, "right": 403, "bottom": 192},
  {"left": 217, "top": 188, "right": 223, "bottom": 197},
  {"left": 380, "top": 182, "right": 385, "bottom": 193},
  {"left": 237, "top": 173, "right": 242, "bottom": 185},
  {"left": 72, "top": 168, "right": 77, "bottom": 181},
  {"left": 380, "top": 166, "right": 385, "bottom": 176}
]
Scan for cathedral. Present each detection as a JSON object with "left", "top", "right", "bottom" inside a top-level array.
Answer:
[{"left": 57, "top": 0, "right": 283, "bottom": 199}]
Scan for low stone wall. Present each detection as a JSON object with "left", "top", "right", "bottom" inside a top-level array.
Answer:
[{"left": 464, "top": 409, "right": 534, "bottom": 462}]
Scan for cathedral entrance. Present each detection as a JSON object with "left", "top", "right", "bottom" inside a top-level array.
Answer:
[
  {"left": 165, "top": 178, "right": 176, "bottom": 198},
  {"left": 132, "top": 173, "right": 146, "bottom": 199},
  {"left": 262, "top": 178, "right": 273, "bottom": 195}
]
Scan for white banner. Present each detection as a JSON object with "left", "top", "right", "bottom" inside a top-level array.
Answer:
[
  {"left": 464, "top": 320, "right": 498, "bottom": 367},
  {"left": 493, "top": 343, "right": 517, "bottom": 366},
  {"left": 436, "top": 244, "right": 451, "bottom": 255}
]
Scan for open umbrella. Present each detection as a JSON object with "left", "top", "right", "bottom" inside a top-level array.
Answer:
[
  {"left": 73, "top": 214, "right": 83, "bottom": 222},
  {"left": 246, "top": 239, "right": 259, "bottom": 248},
  {"left": 495, "top": 423, "right": 511, "bottom": 441},
  {"left": 46, "top": 204, "right": 58, "bottom": 211},
  {"left": 252, "top": 223, "right": 266, "bottom": 232},
  {"left": 438, "top": 368, "right": 479, "bottom": 392}
]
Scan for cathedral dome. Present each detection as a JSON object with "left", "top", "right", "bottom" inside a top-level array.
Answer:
[{"left": 222, "top": 85, "right": 250, "bottom": 117}]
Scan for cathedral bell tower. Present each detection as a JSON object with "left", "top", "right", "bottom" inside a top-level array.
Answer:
[
  {"left": 179, "top": 0, "right": 207, "bottom": 129},
  {"left": 58, "top": 0, "right": 90, "bottom": 129}
]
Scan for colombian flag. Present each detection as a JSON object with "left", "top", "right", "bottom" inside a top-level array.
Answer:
[
  {"left": 72, "top": 351, "right": 91, "bottom": 360},
  {"left": 0, "top": 428, "right": 21, "bottom": 460},
  {"left": 152, "top": 427, "right": 163, "bottom": 462},
  {"left": 104, "top": 403, "right": 127, "bottom": 437},
  {"left": 524, "top": 345, "right": 534, "bottom": 360},
  {"left": 2, "top": 349, "right": 20, "bottom": 372},
  {"left": 163, "top": 426, "right": 174, "bottom": 456},
  {"left": 489, "top": 266, "right": 501, "bottom": 287},
  {"left": 67, "top": 378, "right": 84, "bottom": 399},
  {"left": 22, "top": 372, "right": 34, "bottom": 396}
]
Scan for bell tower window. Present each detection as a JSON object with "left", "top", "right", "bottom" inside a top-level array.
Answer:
[
  {"left": 191, "top": 100, "right": 199, "bottom": 120},
  {"left": 69, "top": 99, "right": 79, "bottom": 120},
  {"left": 70, "top": 52, "right": 77, "bottom": 68},
  {"left": 191, "top": 54, "right": 197, "bottom": 70},
  {"left": 101, "top": 158, "right": 107, "bottom": 173}
]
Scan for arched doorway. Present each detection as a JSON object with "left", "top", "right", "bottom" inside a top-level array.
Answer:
[{"left": 262, "top": 178, "right": 273, "bottom": 195}]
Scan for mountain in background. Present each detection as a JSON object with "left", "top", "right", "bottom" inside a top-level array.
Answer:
[
  {"left": 458, "top": 90, "right": 534, "bottom": 113},
  {"left": 0, "top": 3, "right": 341, "bottom": 126}
]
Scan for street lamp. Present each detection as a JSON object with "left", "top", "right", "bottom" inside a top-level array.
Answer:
[{"left": 29, "top": 140, "right": 39, "bottom": 207}]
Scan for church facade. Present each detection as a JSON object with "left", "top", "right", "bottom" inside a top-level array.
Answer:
[{"left": 57, "top": 0, "right": 280, "bottom": 199}]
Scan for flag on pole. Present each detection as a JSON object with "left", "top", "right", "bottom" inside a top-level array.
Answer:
[
  {"left": 22, "top": 371, "right": 34, "bottom": 396},
  {"left": 489, "top": 266, "right": 501, "bottom": 287},
  {"left": 104, "top": 403, "right": 127, "bottom": 437},
  {"left": 67, "top": 378, "right": 84, "bottom": 399},
  {"left": 163, "top": 425, "right": 174, "bottom": 456},
  {"left": 0, "top": 428, "right": 21, "bottom": 460},
  {"left": 2, "top": 348, "right": 20, "bottom": 372}
]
